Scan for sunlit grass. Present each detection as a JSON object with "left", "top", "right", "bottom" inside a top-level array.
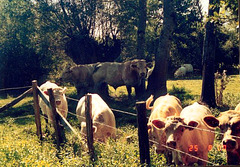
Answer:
[{"left": 0, "top": 75, "right": 239, "bottom": 166}]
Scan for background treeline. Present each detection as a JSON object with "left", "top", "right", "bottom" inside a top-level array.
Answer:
[{"left": 0, "top": 0, "right": 238, "bottom": 90}]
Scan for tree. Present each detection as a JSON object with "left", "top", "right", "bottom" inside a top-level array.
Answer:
[
  {"left": 147, "top": 0, "right": 176, "bottom": 97},
  {"left": 0, "top": 0, "right": 54, "bottom": 91},
  {"left": 200, "top": 0, "right": 220, "bottom": 107},
  {"left": 135, "top": 0, "right": 147, "bottom": 98}
]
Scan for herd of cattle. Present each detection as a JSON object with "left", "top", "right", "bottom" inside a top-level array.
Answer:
[
  {"left": 59, "top": 59, "right": 193, "bottom": 98},
  {"left": 38, "top": 79, "right": 240, "bottom": 166}
]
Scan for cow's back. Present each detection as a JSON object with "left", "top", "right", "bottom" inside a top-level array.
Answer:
[{"left": 93, "top": 62, "right": 124, "bottom": 88}]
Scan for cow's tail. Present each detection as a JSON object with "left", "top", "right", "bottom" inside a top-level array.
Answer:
[{"left": 146, "top": 95, "right": 154, "bottom": 110}]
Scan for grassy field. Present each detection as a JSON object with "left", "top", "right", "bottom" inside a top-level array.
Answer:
[{"left": 0, "top": 75, "right": 239, "bottom": 166}]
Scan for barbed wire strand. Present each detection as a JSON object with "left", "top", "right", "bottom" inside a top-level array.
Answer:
[
  {"left": 148, "top": 138, "right": 218, "bottom": 166},
  {"left": 66, "top": 95, "right": 138, "bottom": 117},
  {"left": 0, "top": 86, "right": 32, "bottom": 92}
]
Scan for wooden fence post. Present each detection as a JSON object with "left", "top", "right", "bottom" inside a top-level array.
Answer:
[
  {"left": 136, "top": 101, "right": 150, "bottom": 166},
  {"left": 32, "top": 80, "right": 42, "bottom": 141},
  {"left": 47, "top": 88, "right": 65, "bottom": 149},
  {"left": 85, "top": 94, "right": 95, "bottom": 161}
]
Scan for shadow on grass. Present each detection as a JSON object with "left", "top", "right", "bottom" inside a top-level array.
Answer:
[{"left": 0, "top": 100, "right": 35, "bottom": 125}]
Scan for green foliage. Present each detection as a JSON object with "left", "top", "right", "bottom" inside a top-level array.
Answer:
[{"left": 0, "top": 0, "right": 56, "bottom": 90}]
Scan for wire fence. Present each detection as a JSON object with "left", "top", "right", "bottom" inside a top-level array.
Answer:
[
  {"left": 0, "top": 84, "right": 234, "bottom": 166},
  {"left": 0, "top": 86, "right": 32, "bottom": 92}
]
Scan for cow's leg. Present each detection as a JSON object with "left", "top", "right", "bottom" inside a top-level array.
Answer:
[
  {"left": 43, "top": 114, "right": 50, "bottom": 135},
  {"left": 126, "top": 85, "right": 132, "bottom": 98}
]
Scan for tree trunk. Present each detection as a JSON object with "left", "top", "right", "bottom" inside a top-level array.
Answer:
[
  {"left": 200, "top": 0, "right": 219, "bottom": 108},
  {"left": 136, "top": 0, "right": 147, "bottom": 99},
  {"left": 147, "top": 0, "right": 175, "bottom": 98}
]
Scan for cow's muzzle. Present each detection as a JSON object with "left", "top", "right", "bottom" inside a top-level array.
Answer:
[
  {"left": 56, "top": 101, "right": 61, "bottom": 106},
  {"left": 223, "top": 139, "right": 238, "bottom": 151}
]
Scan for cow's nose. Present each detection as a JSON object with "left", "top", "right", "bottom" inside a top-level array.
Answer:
[
  {"left": 167, "top": 141, "right": 176, "bottom": 149},
  {"left": 223, "top": 139, "right": 237, "bottom": 150},
  {"left": 56, "top": 101, "right": 61, "bottom": 106}
]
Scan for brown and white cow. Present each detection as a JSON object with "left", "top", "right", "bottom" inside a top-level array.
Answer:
[
  {"left": 146, "top": 94, "right": 182, "bottom": 156},
  {"left": 59, "top": 63, "right": 99, "bottom": 97},
  {"left": 39, "top": 81, "right": 68, "bottom": 126},
  {"left": 206, "top": 109, "right": 240, "bottom": 165},
  {"left": 76, "top": 94, "right": 116, "bottom": 142},
  {"left": 151, "top": 102, "right": 219, "bottom": 166},
  {"left": 92, "top": 59, "right": 149, "bottom": 98}
]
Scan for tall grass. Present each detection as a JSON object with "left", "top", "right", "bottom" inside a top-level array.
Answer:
[{"left": 0, "top": 75, "right": 239, "bottom": 166}]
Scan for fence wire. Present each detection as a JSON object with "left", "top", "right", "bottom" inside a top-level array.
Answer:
[
  {"left": 0, "top": 86, "right": 32, "bottom": 92},
  {"left": 0, "top": 85, "right": 233, "bottom": 166}
]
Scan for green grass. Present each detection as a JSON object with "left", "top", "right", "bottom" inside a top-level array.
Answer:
[{"left": 0, "top": 75, "right": 239, "bottom": 166}]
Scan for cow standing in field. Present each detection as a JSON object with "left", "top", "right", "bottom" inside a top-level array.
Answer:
[
  {"left": 174, "top": 64, "right": 193, "bottom": 78},
  {"left": 182, "top": 64, "right": 193, "bottom": 73},
  {"left": 76, "top": 94, "right": 116, "bottom": 142},
  {"left": 205, "top": 109, "right": 240, "bottom": 165},
  {"left": 146, "top": 94, "right": 182, "bottom": 163},
  {"left": 39, "top": 81, "right": 68, "bottom": 131},
  {"left": 59, "top": 63, "right": 99, "bottom": 97},
  {"left": 92, "top": 59, "right": 149, "bottom": 98},
  {"left": 151, "top": 102, "right": 219, "bottom": 165},
  {"left": 174, "top": 66, "right": 187, "bottom": 78}
]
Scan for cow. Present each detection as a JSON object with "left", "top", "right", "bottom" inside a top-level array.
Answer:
[
  {"left": 92, "top": 59, "right": 149, "bottom": 98},
  {"left": 59, "top": 63, "right": 99, "bottom": 97},
  {"left": 76, "top": 93, "right": 116, "bottom": 142},
  {"left": 235, "top": 103, "right": 240, "bottom": 112},
  {"left": 151, "top": 102, "right": 219, "bottom": 166},
  {"left": 204, "top": 109, "right": 240, "bottom": 165},
  {"left": 174, "top": 66, "right": 187, "bottom": 78},
  {"left": 182, "top": 64, "right": 193, "bottom": 73},
  {"left": 39, "top": 81, "right": 68, "bottom": 131},
  {"left": 146, "top": 94, "right": 182, "bottom": 163}
]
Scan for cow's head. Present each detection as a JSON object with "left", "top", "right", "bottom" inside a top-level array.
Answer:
[
  {"left": 44, "top": 87, "right": 67, "bottom": 106},
  {"left": 130, "top": 59, "right": 150, "bottom": 79},
  {"left": 152, "top": 116, "right": 200, "bottom": 149},
  {"left": 215, "top": 111, "right": 240, "bottom": 151},
  {"left": 59, "top": 65, "right": 74, "bottom": 83},
  {"left": 80, "top": 122, "right": 111, "bottom": 142}
]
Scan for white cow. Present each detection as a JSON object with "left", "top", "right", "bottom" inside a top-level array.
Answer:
[
  {"left": 39, "top": 81, "right": 68, "bottom": 125},
  {"left": 182, "top": 64, "right": 193, "bottom": 73},
  {"left": 76, "top": 94, "right": 116, "bottom": 142},
  {"left": 174, "top": 66, "right": 187, "bottom": 78},
  {"left": 151, "top": 102, "right": 218, "bottom": 165}
]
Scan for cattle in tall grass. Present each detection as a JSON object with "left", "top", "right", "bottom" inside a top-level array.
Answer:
[
  {"left": 146, "top": 94, "right": 182, "bottom": 163},
  {"left": 76, "top": 94, "right": 116, "bottom": 142},
  {"left": 92, "top": 59, "right": 150, "bottom": 98},
  {"left": 152, "top": 102, "right": 219, "bottom": 165}
]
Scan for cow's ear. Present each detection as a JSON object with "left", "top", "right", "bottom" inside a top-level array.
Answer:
[
  {"left": 44, "top": 91, "right": 48, "bottom": 95},
  {"left": 187, "top": 120, "right": 199, "bottom": 130},
  {"left": 93, "top": 125, "right": 97, "bottom": 133},
  {"left": 152, "top": 119, "right": 165, "bottom": 129},
  {"left": 203, "top": 115, "right": 219, "bottom": 128},
  {"left": 62, "top": 87, "right": 67, "bottom": 94}
]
